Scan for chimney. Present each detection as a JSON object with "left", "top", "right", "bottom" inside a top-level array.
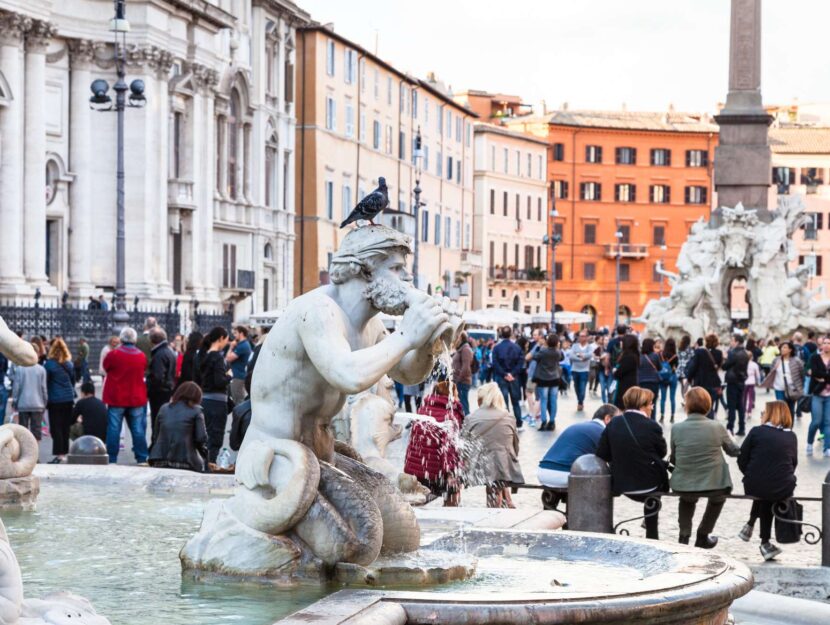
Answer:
[
  {"left": 538, "top": 99, "right": 547, "bottom": 115},
  {"left": 561, "top": 101, "right": 569, "bottom": 111}
]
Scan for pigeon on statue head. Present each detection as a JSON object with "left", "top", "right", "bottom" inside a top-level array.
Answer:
[{"left": 340, "top": 177, "right": 389, "bottom": 228}]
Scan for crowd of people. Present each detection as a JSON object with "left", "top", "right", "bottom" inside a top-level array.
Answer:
[{"left": 0, "top": 317, "right": 265, "bottom": 471}]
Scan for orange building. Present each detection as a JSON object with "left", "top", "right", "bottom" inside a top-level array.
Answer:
[{"left": 507, "top": 109, "right": 719, "bottom": 329}]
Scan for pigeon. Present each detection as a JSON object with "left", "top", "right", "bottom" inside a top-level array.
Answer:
[{"left": 340, "top": 177, "right": 389, "bottom": 228}]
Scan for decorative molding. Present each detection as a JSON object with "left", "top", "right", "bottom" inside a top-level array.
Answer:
[
  {"left": 188, "top": 62, "right": 220, "bottom": 95},
  {"left": 24, "top": 19, "right": 58, "bottom": 53},
  {"left": 67, "top": 39, "right": 104, "bottom": 69},
  {"left": 124, "top": 44, "right": 175, "bottom": 78},
  {"left": 46, "top": 44, "right": 68, "bottom": 64},
  {"left": 0, "top": 11, "right": 31, "bottom": 47}
]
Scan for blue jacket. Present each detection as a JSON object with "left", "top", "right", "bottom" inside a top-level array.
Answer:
[
  {"left": 539, "top": 420, "right": 605, "bottom": 472},
  {"left": 43, "top": 359, "right": 75, "bottom": 404},
  {"left": 492, "top": 339, "right": 523, "bottom": 378}
]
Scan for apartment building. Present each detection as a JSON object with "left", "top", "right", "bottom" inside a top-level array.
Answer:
[
  {"left": 294, "top": 26, "right": 476, "bottom": 303},
  {"left": 507, "top": 109, "right": 718, "bottom": 329}
]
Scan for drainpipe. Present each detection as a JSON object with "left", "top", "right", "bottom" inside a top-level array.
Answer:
[{"left": 298, "top": 29, "right": 306, "bottom": 294}]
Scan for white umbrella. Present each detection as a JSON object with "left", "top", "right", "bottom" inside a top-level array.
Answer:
[
  {"left": 464, "top": 308, "right": 533, "bottom": 328},
  {"left": 533, "top": 310, "right": 594, "bottom": 325}
]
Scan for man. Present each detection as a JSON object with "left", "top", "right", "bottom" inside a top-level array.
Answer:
[
  {"left": 492, "top": 326, "right": 525, "bottom": 428},
  {"left": 537, "top": 404, "right": 621, "bottom": 497},
  {"left": 135, "top": 317, "right": 157, "bottom": 374},
  {"left": 75, "top": 337, "right": 91, "bottom": 384},
  {"left": 98, "top": 294, "right": 109, "bottom": 311},
  {"left": 146, "top": 327, "right": 177, "bottom": 446},
  {"left": 103, "top": 327, "right": 149, "bottom": 464},
  {"left": 605, "top": 325, "right": 628, "bottom": 366},
  {"left": 86, "top": 296, "right": 100, "bottom": 310},
  {"left": 226, "top": 326, "right": 253, "bottom": 405},
  {"left": 72, "top": 381, "right": 108, "bottom": 442},
  {"left": 569, "top": 330, "right": 593, "bottom": 411},
  {"left": 723, "top": 334, "right": 749, "bottom": 435}
]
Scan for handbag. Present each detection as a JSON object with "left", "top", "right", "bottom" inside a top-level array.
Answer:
[
  {"left": 774, "top": 498, "right": 803, "bottom": 544},
  {"left": 703, "top": 349, "right": 723, "bottom": 396},
  {"left": 620, "top": 414, "right": 671, "bottom": 489},
  {"left": 781, "top": 360, "right": 803, "bottom": 401},
  {"left": 796, "top": 394, "right": 813, "bottom": 415}
]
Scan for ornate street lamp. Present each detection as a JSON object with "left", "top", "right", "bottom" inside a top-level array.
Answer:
[
  {"left": 614, "top": 230, "right": 623, "bottom": 328},
  {"left": 89, "top": 0, "right": 146, "bottom": 328},
  {"left": 412, "top": 126, "right": 424, "bottom": 289},
  {"left": 542, "top": 209, "right": 561, "bottom": 331}
]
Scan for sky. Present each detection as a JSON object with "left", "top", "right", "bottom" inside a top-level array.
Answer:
[{"left": 297, "top": 0, "right": 830, "bottom": 114}]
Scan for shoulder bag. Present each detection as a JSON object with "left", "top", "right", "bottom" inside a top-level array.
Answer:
[
  {"left": 774, "top": 498, "right": 803, "bottom": 544},
  {"left": 620, "top": 414, "right": 672, "bottom": 486}
]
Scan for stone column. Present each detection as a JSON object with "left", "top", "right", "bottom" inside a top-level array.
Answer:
[
  {"left": 0, "top": 12, "right": 29, "bottom": 290},
  {"left": 67, "top": 40, "right": 97, "bottom": 295},
  {"left": 152, "top": 52, "right": 174, "bottom": 295},
  {"left": 23, "top": 20, "right": 56, "bottom": 286}
]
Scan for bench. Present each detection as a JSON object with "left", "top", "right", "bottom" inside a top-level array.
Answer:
[{"left": 511, "top": 483, "right": 568, "bottom": 514}]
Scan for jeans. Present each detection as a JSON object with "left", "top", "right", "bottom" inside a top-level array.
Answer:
[
  {"left": 456, "top": 382, "right": 471, "bottom": 416},
  {"left": 202, "top": 398, "right": 229, "bottom": 464},
  {"left": 726, "top": 382, "right": 746, "bottom": 433},
  {"left": 106, "top": 405, "right": 149, "bottom": 463},
  {"left": 572, "top": 371, "right": 589, "bottom": 405},
  {"left": 809, "top": 394, "right": 830, "bottom": 445},
  {"left": 17, "top": 411, "right": 43, "bottom": 440},
  {"left": 537, "top": 385, "right": 558, "bottom": 427},
  {"left": 495, "top": 375, "right": 523, "bottom": 427},
  {"left": 0, "top": 386, "right": 7, "bottom": 424},
  {"left": 598, "top": 371, "right": 613, "bottom": 403},
  {"left": 49, "top": 401, "right": 75, "bottom": 456},
  {"left": 743, "top": 385, "right": 756, "bottom": 415},
  {"left": 676, "top": 488, "right": 729, "bottom": 539},
  {"left": 706, "top": 387, "right": 720, "bottom": 419},
  {"left": 640, "top": 381, "right": 660, "bottom": 417},
  {"left": 774, "top": 390, "right": 795, "bottom": 418},
  {"left": 626, "top": 493, "right": 661, "bottom": 540},
  {"left": 752, "top": 500, "right": 775, "bottom": 543},
  {"left": 394, "top": 381, "right": 405, "bottom": 407},
  {"left": 659, "top": 375, "right": 678, "bottom": 417}
]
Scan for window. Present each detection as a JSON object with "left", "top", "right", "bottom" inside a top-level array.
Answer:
[
  {"left": 686, "top": 149, "right": 708, "bottom": 167},
  {"left": 538, "top": 154, "right": 543, "bottom": 179},
  {"left": 489, "top": 241, "right": 495, "bottom": 269},
  {"left": 490, "top": 189, "right": 495, "bottom": 214},
  {"left": 326, "top": 39, "right": 335, "bottom": 76},
  {"left": 447, "top": 156, "right": 453, "bottom": 181},
  {"left": 537, "top": 197, "right": 542, "bottom": 221},
  {"left": 516, "top": 150, "right": 521, "bottom": 175},
  {"left": 685, "top": 185, "right": 708, "bottom": 204},
  {"left": 411, "top": 89, "right": 418, "bottom": 118},
  {"left": 555, "top": 262, "right": 563, "bottom": 280},
  {"left": 400, "top": 84, "right": 407, "bottom": 114},
  {"left": 341, "top": 185, "right": 352, "bottom": 220},
  {"left": 553, "top": 180, "right": 569, "bottom": 199},
  {"left": 344, "top": 102, "right": 354, "bottom": 138},
  {"left": 503, "top": 147, "right": 508, "bottom": 174},
  {"left": 650, "top": 148, "right": 671, "bottom": 166},
  {"left": 373, "top": 68, "right": 379, "bottom": 99},
  {"left": 652, "top": 263, "right": 662, "bottom": 283},
  {"left": 502, "top": 191, "right": 508, "bottom": 216},
  {"left": 265, "top": 136, "right": 277, "bottom": 209},
  {"left": 386, "top": 76, "right": 392, "bottom": 105},
  {"left": 619, "top": 263, "right": 630, "bottom": 282},
  {"left": 456, "top": 161, "right": 461, "bottom": 184},
  {"left": 617, "top": 224, "right": 630, "bottom": 243},
  {"left": 172, "top": 111, "right": 184, "bottom": 179},
  {"left": 616, "top": 147, "right": 636, "bottom": 165},
  {"left": 446, "top": 110, "right": 452, "bottom": 138},
  {"left": 583, "top": 223, "right": 596, "bottom": 244},
  {"left": 222, "top": 243, "right": 237, "bottom": 288},
  {"left": 385, "top": 125, "right": 392, "bottom": 154},
  {"left": 650, "top": 184, "right": 670, "bottom": 203},
  {"left": 527, "top": 153, "right": 532, "bottom": 177},
  {"left": 359, "top": 107, "right": 366, "bottom": 142},
  {"left": 580, "top": 181, "right": 601, "bottom": 201},
  {"left": 372, "top": 120, "right": 381, "bottom": 149},
  {"left": 803, "top": 212, "right": 822, "bottom": 239},
  {"left": 325, "top": 181, "right": 334, "bottom": 220},
  {"left": 424, "top": 97, "right": 429, "bottom": 122},
  {"left": 583, "top": 262, "right": 596, "bottom": 280},
  {"left": 445, "top": 216, "right": 451, "bottom": 248},
  {"left": 515, "top": 193, "right": 520, "bottom": 220},
  {"left": 772, "top": 166, "right": 795, "bottom": 190},
  {"left": 325, "top": 97, "right": 336, "bottom": 130},
  {"left": 436, "top": 151, "right": 443, "bottom": 177},
  {"left": 358, "top": 58, "right": 365, "bottom": 91},
  {"left": 227, "top": 91, "right": 241, "bottom": 198},
  {"left": 615, "top": 183, "right": 636, "bottom": 202},
  {"left": 801, "top": 167, "right": 824, "bottom": 189},
  {"left": 422, "top": 209, "right": 429, "bottom": 242},
  {"left": 799, "top": 254, "right": 823, "bottom": 276},
  {"left": 215, "top": 116, "right": 224, "bottom": 191},
  {"left": 456, "top": 117, "right": 462, "bottom": 142},
  {"left": 466, "top": 121, "right": 471, "bottom": 147},
  {"left": 398, "top": 131, "right": 405, "bottom": 159},
  {"left": 552, "top": 143, "right": 565, "bottom": 161},
  {"left": 585, "top": 145, "right": 602, "bottom": 163},
  {"left": 437, "top": 106, "right": 443, "bottom": 134},
  {"left": 502, "top": 242, "right": 508, "bottom": 265},
  {"left": 434, "top": 214, "right": 441, "bottom": 245},
  {"left": 553, "top": 222, "right": 564, "bottom": 239},
  {"left": 423, "top": 146, "right": 429, "bottom": 171},
  {"left": 526, "top": 195, "right": 531, "bottom": 220},
  {"left": 652, "top": 225, "right": 666, "bottom": 246},
  {"left": 465, "top": 222, "right": 471, "bottom": 248}
]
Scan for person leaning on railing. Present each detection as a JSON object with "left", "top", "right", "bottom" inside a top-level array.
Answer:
[{"left": 669, "top": 387, "right": 740, "bottom": 549}]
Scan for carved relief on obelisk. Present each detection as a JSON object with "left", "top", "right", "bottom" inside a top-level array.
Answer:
[{"left": 724, "top": 0, "right": 763, "bottom": 112}]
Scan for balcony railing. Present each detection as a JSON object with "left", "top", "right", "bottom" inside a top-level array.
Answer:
[
  {"left": 488, "top": 267, "right": 547, "bottom": 281},
  {"left": 603, "top": 244, "right": 649, "bottom": 259},
  {"left": 168, "top": 178, "right": 195, "bottom": 210},
  {"left": 460, "top": 250, "right": 483, "bottom": 268}
]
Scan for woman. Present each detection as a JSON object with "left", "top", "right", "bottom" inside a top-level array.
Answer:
[
  {"left": 660, "top": 338, "right": 679, "bottom": 423},
  {"left": 451, "top": 332, "right": 474, "bottom": 416},
  {"left": 178, "top": 331, "right": 203, "bottom": 386},
  {"left": 598, "top": 347, "right": 614, "bottom": 404},
  {"left": 737, "top": 400, "right": 797, "bottom": 561},
  {"left": 670, "top": 387, "right": 740, "bottom": 548},
  {"left": 531, "top": 334, "right": 564, "bottom": 431},
  {"left": 516, "top": 335, "right": 530, "bottom": 404},
  {"left": 559, "top": 339, "right": 572, "bottom": 397},
  {"left": 760, "top": 340, "right": 803, "bottom": 417},
  {"left": 403, "top": 378, "right": 465, "bottom": 506},
  {"left": 637, "top": 338, "right": 661, "bottom": 419},
  {"left": 43, "top": 338, "right": 76, "bottom": 463},
  {"left": 596, "top": 386, "right": 668, "bottom": 540},
  {"left": 612, "top": 335, "right": 640, "bottom": 410},
  {"left": 462, "top": 382, "right": 524, "bottom": 508},
  {"left": 98, "top": 335, "right": 119, "bottom": 377},
  {"left": 197, "top": 327, "right": 230, "bottom": 464},
  {"left": 685, "top": 334, "right": 723, "bottom": 419},
  {"left": 746, "top": 337, "right": 763, "bottom": 363},
  {"left": 807, "top": 336, "right": 830, "bottom": 456},
  {"left": 758, "top": 338, "right": 780, "bottom": 385},
  {"left": 149, "top": 381, "right": 208, "bottom": 472},
  {"left": 30, "top": 336, "right": 47, "bottom": 365}
]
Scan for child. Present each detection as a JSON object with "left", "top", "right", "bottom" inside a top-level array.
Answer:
[{"left": 743, "top": 351, "right": 763, "bottom": 419}]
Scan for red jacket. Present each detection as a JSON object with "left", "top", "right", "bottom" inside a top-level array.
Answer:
[
  {"left": 103, "top": 345, "right": 148, "bottom": 407},
  {"left": 404, "top": 393, "right": 465, "bottom": 481}
]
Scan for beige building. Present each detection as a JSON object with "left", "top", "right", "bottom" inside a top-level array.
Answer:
[
  {"left": 294, "top": 25, "right": 477, "bottom": 304},
  {"left": 470, "top": 123, "right": 549, "bottom": 313}
]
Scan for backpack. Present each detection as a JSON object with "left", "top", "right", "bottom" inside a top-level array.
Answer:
[
  {"left": 658, "top": 359, "right": 673, "bottom": 384},
  {"left": 470, "top": 351, "right": 480, "bottom": 375}
]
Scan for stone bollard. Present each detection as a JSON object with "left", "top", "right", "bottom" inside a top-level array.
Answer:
[
  {"left": 824, "top": 470, "right": 830, "bottom": 567},
  {"left": 67, "top": 436, "right": 109, "bottom": 465},
  {"left": 568, "top": 454, "right": 613, "bottom": 533}
]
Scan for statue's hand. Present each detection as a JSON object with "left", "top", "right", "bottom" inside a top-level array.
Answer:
[
  {"left": 235, "top": 439, "right": 275, "bottom": 490},
  {"left": 398, "top": 290, "right": 448, "bottom": 350}
]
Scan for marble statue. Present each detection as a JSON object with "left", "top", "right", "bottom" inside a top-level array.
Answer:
[
  {"left": 182, "top": 225, "right": 463, "bottom": 579},
  {"left": 0, "top": 315, "right": 110, "bottom": 625},
  {"left": 642, "top": 197, "right": 830, "bottom": 340}
]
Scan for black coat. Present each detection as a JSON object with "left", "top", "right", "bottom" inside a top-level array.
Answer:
[
  {"left": 179, "top": 350, "right": 198, "bottom": 386},
  {"left": 230, "top": 399, "right": 251, "bottom": 451},
  {"left": 147, "top": 343, "right": 177, "bottom": 394},
  {"left": 723, "top": 347, "right": 749, "bottom": 384},
  {"left": 148, "top": 402, "right": 208, "bottom": 472},
  {"left": 808, "top": 353, "right": 830, "bottom": 395},
  {"left": 738, "top": 425, "right": 797, "bottom": 501},
  {"left": 685, "top": 347, "right": 723, "bottom": 389},
  {"left": 198, "top": 351, "right": 229, "bottom": 394},
  {"left": 612, "top": 352, "right": 639, "bottom": 408},
  {"left": 596, "top": 411, "right": 669, "bottom": 495}
]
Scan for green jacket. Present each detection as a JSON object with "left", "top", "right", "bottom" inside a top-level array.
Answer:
[{"left": 669, "top": 413, "right": 740, "bottom": 492}]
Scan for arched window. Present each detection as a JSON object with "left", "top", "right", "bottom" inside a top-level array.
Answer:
[
  {"left": 618, "top": 305, "right": 632, "bottom": 324},
  {"left": 512, "top": 295, "right": 521, "bottom": 312},
  {"left": 264, "top": 242, "right": 273, "bottom": 260},
  {"left": 581, "top": 305, "right": 597, "bottom": 330},
  {"left": 227, "top": 89, "right": 241, "bottom": 198},
  {"left": 45, "top": 159, "right": 60, "bottom": 205},
  {"left": 265, "top": 125, "right": 279, "bottom": 208}
]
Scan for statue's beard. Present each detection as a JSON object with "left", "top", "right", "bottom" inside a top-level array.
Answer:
[{"left": 365, "top": 277, "right": 410, "bottom": 316}]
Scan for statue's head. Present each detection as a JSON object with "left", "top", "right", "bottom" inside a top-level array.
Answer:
[{"left": 330, "top": 225, "right": 414, "bottom": 315}]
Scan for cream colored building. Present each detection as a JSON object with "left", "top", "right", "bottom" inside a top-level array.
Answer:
[
  {"left": 470, "top": 123, "right": 549, "bottom": 313},
  {"left": 294, "top": 25, "right": 477, "bottom": 305}
]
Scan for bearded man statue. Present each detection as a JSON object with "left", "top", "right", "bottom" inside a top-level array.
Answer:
[{"left": 182, "top": 225, "right": 461, "bottom": 579}]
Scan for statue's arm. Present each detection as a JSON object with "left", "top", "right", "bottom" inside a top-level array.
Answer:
[{"left": 388, "top": 342, "right": 436, "bottom": 386}]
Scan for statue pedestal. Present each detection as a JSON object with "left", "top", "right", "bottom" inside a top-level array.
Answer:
[{"left": 0, "top": 475, "right": 39, "bottom": 511}]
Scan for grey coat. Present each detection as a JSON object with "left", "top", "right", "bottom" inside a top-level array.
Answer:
[
  {"left": 462, "top": 406, "right": 524, "bottom": 484},
  {"left": 12, "top": 364, "right": 48, "bottom": 412},
  {"left": 669, "top": 413, "right": 740, "bottom": 492},
  {"left": 148, "top": 402, "right": 208, "bottom": 472}
]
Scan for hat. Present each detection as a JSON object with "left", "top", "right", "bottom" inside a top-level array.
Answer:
[{"left": 331, "top": 225, "right": 412, "bottom": 267}]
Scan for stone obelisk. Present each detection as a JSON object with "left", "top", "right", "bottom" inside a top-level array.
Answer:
[{"left": 714, "top": 0, "right": 772, "bottom": 220}]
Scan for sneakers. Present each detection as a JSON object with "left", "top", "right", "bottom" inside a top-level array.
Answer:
[
  {"left": 737, "top": 524, "right": 753, "bottom": 542},
  {"left": 807, "top": 444, "right": 814, "bottom": 454},
  {"left": 760, "top": 542, "right": 782, "bottom": 561}
]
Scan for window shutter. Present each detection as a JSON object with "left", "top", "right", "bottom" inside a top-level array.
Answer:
[
  {"left": 666, "top": 185, "right": 671, "bottom": 203},
  {"left": 684, "top": 186, "right": 690, "bottom": 204},
  {"left": 818, "top": 255, "right": 824, "bottom": 276},
  {"left": 818, "top": 213, "right": 824, "bottom": 230},
  {"left": 649, "top": 185, "right": 654, "bottom": 202},
  {"left": 685, "top": 150, "right": 691, "bottom": 167},
  {"left": 702, "top": 151, "right": 709, "bottom": 166},
  {"left": 631, "top": 148, "right": 637, "bottom": 165},
  {"left": 615, "top": 147, "right": 621, "bottom": 164},
  {"left": 701, "top": 187, "right": 708, "bottom": 204},
  {"left": 649, "top": 149, "right": 655, "bottom": 166},
  {"left": 614, "top": 184, "right": 620, "bottom": 201},
  {"left": 631, "top": 185, "right": 636, "bottom": 202},
  {"left": 585, "top": 146, "right": 591, "bottom": 162},
  {"left": 580, "top": 182, "right": 585, "bottom": 199},
  {"left": 596, "top": 183, "right": 601, "bottom": 201},
  {"left": 666, "top": 150, "right": 671, "bottom": 166}
]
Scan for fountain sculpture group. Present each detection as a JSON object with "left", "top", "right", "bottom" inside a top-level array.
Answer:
[{"left": 640, "top": 196, "right": 830, "bottom": 339}]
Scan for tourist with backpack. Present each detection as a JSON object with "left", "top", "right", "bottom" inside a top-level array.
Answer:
[{"left": 658, "top": 338, "right": 679, "bottom": 423}]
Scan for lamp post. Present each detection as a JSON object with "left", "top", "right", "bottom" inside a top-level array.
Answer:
[
  {"left": 412, "top": 126, "right": 424, "bottom": 289},
  {"left": 614, "top": 230, "right": 623, "bottom": 328},
  {"left": 89, "top": 0, "right": 146, "bottom": 327},
  {"left": 543, "top": 212, "right": 561, "bottom": 331}
]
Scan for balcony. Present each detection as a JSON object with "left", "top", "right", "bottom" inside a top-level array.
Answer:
[
  {"left": 168, "top": 179, "right": 196, "bottom": 211},
  {"left": 488, "top": 267, "right": 547, "bottom": 281},
  {"left": 603, "top": 244, "right": 649, "bottom": 259},
  {"left": 460, "top": 250, "right": 483, "bottom": 268}
]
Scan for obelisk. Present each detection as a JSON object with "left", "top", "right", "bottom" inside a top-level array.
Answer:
[{"left": 713, "top": 0, "right": 772, "bottom": 220}]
